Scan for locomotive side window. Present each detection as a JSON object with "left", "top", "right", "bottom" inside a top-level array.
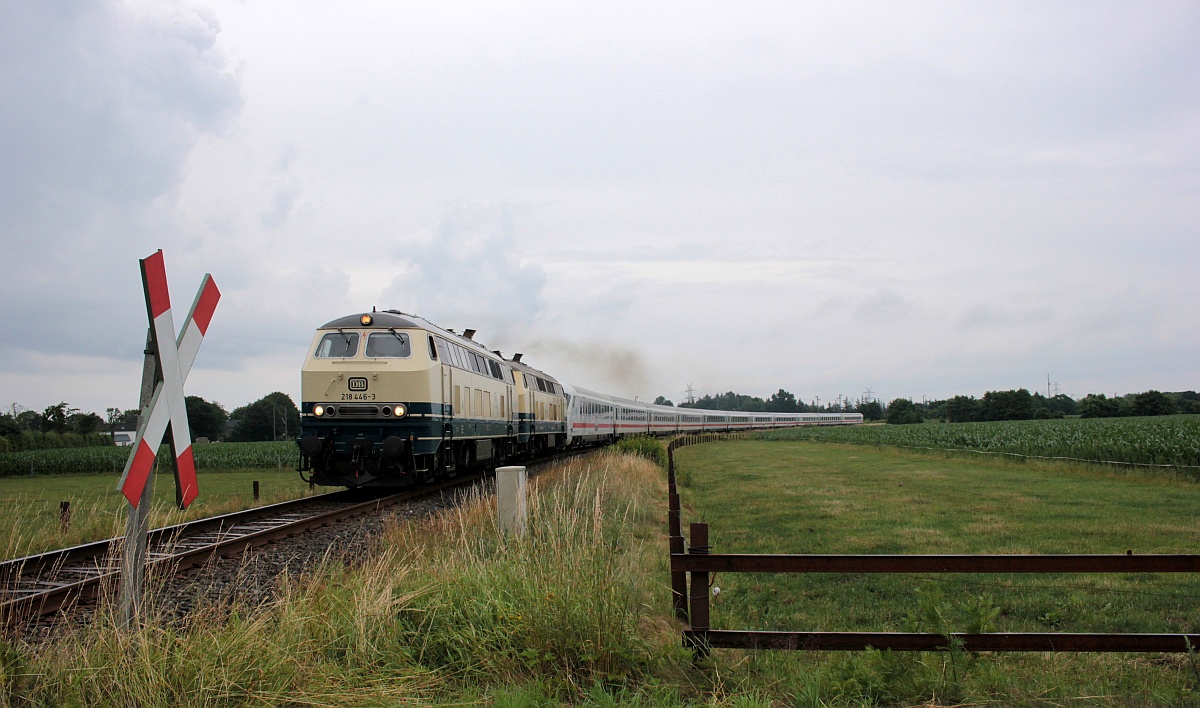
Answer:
[
  {"left": 365, "top": 332, "right": 411, "bottom": 358},
  {"left": 314, "top": 332, "right": 359, "bottom": 358}
]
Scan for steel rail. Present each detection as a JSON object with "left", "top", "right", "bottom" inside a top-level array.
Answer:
[{"left": 0, "top": 474, "right": 485, "bottom": 626}]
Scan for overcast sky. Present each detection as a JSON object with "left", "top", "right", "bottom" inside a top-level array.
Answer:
[{"left": 1, "top": 0, "right": 1197, "bottom": 417}]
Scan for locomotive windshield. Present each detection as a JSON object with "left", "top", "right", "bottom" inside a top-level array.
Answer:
[
  {"left": 366, "top": 331, "right": 411, "bottom": 358},
  {"left": 314, "top": 331, "right": 359, "bottom": 358}
]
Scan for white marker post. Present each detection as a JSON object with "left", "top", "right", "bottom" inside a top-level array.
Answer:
[
  {"left": 496, "top": 466, "right": 528, "bottom": 536},
  {"left": 116, "top": 250, "right": 220, "bottom": 629}
]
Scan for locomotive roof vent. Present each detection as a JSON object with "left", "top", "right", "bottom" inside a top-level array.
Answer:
[
  {"left": 513, "top": 353, "right": 523, "bottom": 362},
  {"left": 463, "top": 328, "right": 476, "bottom": 340},
  {"left": 492, "top": 350, "right": 502, "bottom": 357}
]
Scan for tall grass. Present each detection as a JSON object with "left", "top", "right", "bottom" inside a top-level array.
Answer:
[
  {"left": 1, "top": 469, "right": 318, "bottom": 558},
  {"left": 6, "top": 452, "right": 689, "bottom": 706}
]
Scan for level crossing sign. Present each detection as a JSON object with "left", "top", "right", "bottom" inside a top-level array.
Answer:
[{"left": 116, "top": 250, "right": 220, "bottom": 510}]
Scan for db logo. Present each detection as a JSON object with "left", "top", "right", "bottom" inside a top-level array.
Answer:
[{"left": 348, "top": 377, "right": 368, "bottom": 391}]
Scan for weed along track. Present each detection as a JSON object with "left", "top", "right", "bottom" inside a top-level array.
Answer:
[
  {"left": 2, "top": 489, "right": 411, "bottom": 628},
  {"left": 3, "top": 448, "right": 591, "bottom": 642},
  {"left": 1, "top": 459, "right": 570, "bottom": 635}
]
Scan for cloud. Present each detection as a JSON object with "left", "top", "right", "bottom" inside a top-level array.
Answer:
[
  {"left": 259, "top": 185, "right": 301, "bottom": 228},
  {"left": 381, "top": 203, "right": 546, "bottom": 340},
  {"left": 0, "top": 1, "right": 241, "bottom": 363},
  {"left": 957, "top": 304, "right": 1056, "bottom": 330}
]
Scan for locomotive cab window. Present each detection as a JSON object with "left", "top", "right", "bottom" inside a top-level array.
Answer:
[
  {"left": 314, "top": 332, "right": 359, "bottom": 358},
  {"left": 365, "top": 331, "right": 411, "bottom": 358}
]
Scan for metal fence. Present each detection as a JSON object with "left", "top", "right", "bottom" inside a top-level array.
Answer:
[{"left": 665, "top": 435, "right": 1200, "bottom": 654}]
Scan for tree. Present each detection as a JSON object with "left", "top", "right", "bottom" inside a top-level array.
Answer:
[
  {"left": 1169, "top": 391, "right": 1200, "bottom": 414},
  {"left": 980, "top": 389, "right": 1035, "bottom": 421},
  {"left": 68, "top": 411, "right": 103, "bottom": 435},
  {"left": 942, "top": 395, "right": 982, "bottom": 423},
  {"left": 1132, "top": 390, "right": 1175, "bottom": 417},
  {"left": 15, "top": 409, "right": 41, "bottom": 432},
  {"left": 765, "top": 389, "right": 800, "bottom": 413},
  {"left": 652, "top": 396, "right": 674, "bottom": 407},
  {"left": 228, "top": 392, "right": 301, "bottom": 442},
  {"left": 855, "top": 400, "right": 884, "bottom": 421},
  {"left": 1044, "top": 394, "right": 1078, "bottom": 417},
  {"left": 41, "top": 402, "right": 77, "bottom": 433},
  {"left": 0, "top": 412, "right": 18, "bottom": 437},
  {"left": 1079, "top": 394, "right": 1120, "bottom": 418},
  {"left": 886, "top": 398, "right": 923, "bottom": 425},
  {"left": 679, "top": 391, "right": 766, "bottom": 411},
  {"left": 186, "top": 396, "right": 229, "bottom": 441}
]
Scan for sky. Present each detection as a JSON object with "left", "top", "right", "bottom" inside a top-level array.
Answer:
[{"left": 1, "top": 0, "right": 1197, "bottom": 417}]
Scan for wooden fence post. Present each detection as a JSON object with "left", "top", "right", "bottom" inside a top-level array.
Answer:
[
  {"left": 668, "top": 442, "right": 689, "bottom": 621},
  {"left": 688, "top": 522, "right": 711, "bottom": 658}
]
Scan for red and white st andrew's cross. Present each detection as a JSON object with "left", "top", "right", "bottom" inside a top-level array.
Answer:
[{"left": 117, "top": 250, "right": 220, "bottom": 509}]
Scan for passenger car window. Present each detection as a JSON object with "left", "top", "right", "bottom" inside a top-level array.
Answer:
[
  {"left": 365, "top": 331, "right": 411, "bottom": 358},
  {"left": 314, "top": 332, "right": 359, "bottom": 358}
]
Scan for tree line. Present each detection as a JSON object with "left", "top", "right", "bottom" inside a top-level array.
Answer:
[
  {"left": 886, "top": 389, "right": 1199, "bottom": 425},
  {"left": 654, "top": 390, "right": 885, "bottom": 420},
  {"left": 655, "top": 388, "right": 1200, "bottom": 426},
  {"left": 0, "top": 393, "right": 302, "bottom": 452}
]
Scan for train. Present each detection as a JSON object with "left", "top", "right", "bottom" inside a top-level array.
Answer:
[{"left": 295, "top": 310, "right": 863, "bottom": 487}]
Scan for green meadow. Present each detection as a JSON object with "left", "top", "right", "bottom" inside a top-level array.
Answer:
[
  {"left": 6, "top": 439, "right": 1200, "bottom": 705},
  {"left": 674, "top": 440, "right": 1200, "bottom": 704},
  {"left": 1, "top": 467, "right": 317, "bottom": 558}
]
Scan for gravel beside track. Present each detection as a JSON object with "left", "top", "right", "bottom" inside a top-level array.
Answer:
[{"left": 12, "top": 480, "right": 489, "bottom": 648}]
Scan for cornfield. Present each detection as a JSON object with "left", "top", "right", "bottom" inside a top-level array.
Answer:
[
  {"left": 0, "top": 441, "right": 297, "bottom": 477},
  {"left": 757, "top": 415, "right": 1200, "bottom": 469}
]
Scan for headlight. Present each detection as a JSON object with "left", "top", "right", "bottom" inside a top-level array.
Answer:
[
  {"left": 393, "top": 404, "right": 407, "bottom": 417},
  {"left": 313, "top": 405, "right": 325, "bottom": 416}
]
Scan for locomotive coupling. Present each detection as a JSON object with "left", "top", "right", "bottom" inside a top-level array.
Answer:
[
  {"left": 299, "top": 435, "right": 325, "bottom": 457},
  {"left": 382, "top": 436, "right": 405, "bottom": 458}
]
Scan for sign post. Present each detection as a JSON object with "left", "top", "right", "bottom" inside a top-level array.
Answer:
[
  {"left": 119, "top": 330, "right": 158, "bottom": 628},
  {"left": 116, "top": 251, "right": 219, "bottom": 628}
]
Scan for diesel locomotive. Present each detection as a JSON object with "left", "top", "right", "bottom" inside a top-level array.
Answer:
[{"left": 296, "top": 310, "right": 861, "bottom": 488}]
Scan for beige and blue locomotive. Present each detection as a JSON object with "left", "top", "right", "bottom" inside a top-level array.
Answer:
[
  {"left": 297, "top": 309, "right": 862, "bottom": 488},
  {"left": 296, "top": 310, "right": 565, "bottom": 487}
]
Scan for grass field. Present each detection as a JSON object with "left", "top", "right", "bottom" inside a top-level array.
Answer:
[
  {"left": 6, "top": 452, "right": 688, "bottom": 706},
  {"left": 675, "top": 440, "right": 1200, "bottom": 704},
  {"left": 8, "top": 440, "right": 1200, "bottom": 705},
  {"left": 757, "top": 414, "right": 1200, "bottom": 470},
  {"left": 1, "top": 467, "right": 317, "bottom": 558}
]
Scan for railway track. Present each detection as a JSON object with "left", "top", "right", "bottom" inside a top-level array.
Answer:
[{"left": 0, "top": 471, "right": 488, "bottom": 627}]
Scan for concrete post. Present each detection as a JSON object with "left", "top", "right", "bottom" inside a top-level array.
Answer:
[{"left": 496, "top": 465, "right": 528, "bottom": 535}]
